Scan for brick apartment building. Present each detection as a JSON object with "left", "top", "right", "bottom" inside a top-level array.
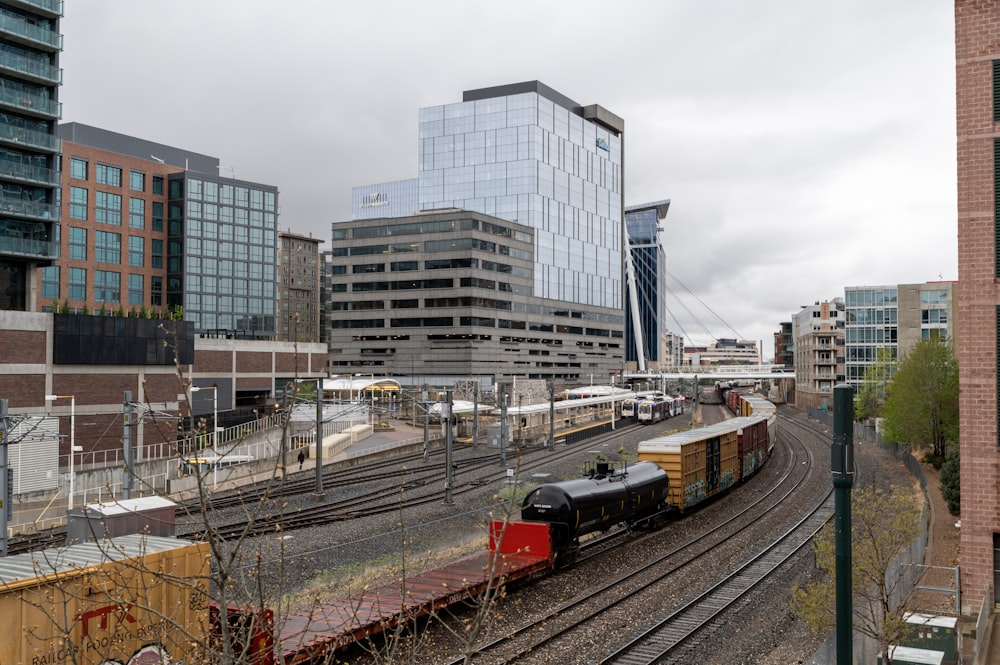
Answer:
[{"left": 956, "top": 0, "right": 1000, "bottom": 613}]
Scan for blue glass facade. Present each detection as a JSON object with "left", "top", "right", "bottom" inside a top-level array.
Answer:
[
  {"left": 624, "top": 202, "right": 668, "bottom": 366},
  {"left": 168, "top": 174, "right": 278, "bottom": 336},
  {"left": 352, "top": 178, "right": 418, "bottom": 220},
  {"left": 417, "top": 85, "right": 623, "bottom": 309}
]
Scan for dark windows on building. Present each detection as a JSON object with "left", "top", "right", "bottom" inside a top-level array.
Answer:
[
  {"left": 68, "top": 226, "right": 86, "bottom": 260},
  {"left": 95, "top": 230, "right": 121, "bottom": 264},
  {"left": 128, "top": 236, "right": 144, "bottom": 267},
  {"left": 94, "top": 269, "right": 120, "bottom": 303},
  {"left": 70, "top": 157, "right": 87, "bottom": 180},
  {"left": 152, "top": 175, "right": 164, "bottom": 195},
  {"left": 130, "top": 170, "right": 144, "bottom": 191},
  {"left": 96, "top": 164, "right": 121, "bottom": 187},
  {"left": 128, "top": 273, "right": 143, "bottom": 305},
  {"left": 129, "top": 197, "right": 144, "bottom": 229},
  {"left": 68, "top": 267, "right": 86, "bottom": 301},
  {"left": 41, "top": 266, "right": 58, "bottom": 300},
  {"left": 69, "top": 186, "right": 87, "bottom": 220},
  {"left": 95, "top": 191, "right": 122, "bottom": 225}
]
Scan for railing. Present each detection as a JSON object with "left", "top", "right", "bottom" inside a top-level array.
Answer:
[
  {"left": 7, "top": 0, "right": 62, "bottom": 16},
  {"left": 0, "top": 49, "right": 60, "bottom": 83},
  {"left": 0, "top": 156, "right": 58, "bottom": 185},
  {"left": 0, "top": 233, "right": 59, "bottom": 259},
  {"left": 0, "top": 12, "right": 62, "bottom": 49},
  {"left": 0, "top": 120, "right": 60, "bottom": 151},
  {"left": 976, "top": 584, "right": 993, "bottom": 663},
  {"left": 0, "top": 83, "right": 60, "bottom": 117}
]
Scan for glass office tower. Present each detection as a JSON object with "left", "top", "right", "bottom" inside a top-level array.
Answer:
[
  {"left": 624, "top": 200, "right": 669, "bottom": 367},
  {"left": 417, "top": 82, "right": 624, "bottom": 310}
]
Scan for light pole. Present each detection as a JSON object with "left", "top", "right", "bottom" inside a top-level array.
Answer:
[
  {"left": 45, "top": 394, "right": 80, "bottom": 511},
  {"left": 191, "top": 385, "right": 218, "bottom": 490}
]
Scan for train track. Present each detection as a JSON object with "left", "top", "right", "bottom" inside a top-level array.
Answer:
[
  {"left": 177, "top": 422, "right": 649, "bottom": 542},
  {"left": 438, "top": 411, "right": 824, "bottom": 664}
]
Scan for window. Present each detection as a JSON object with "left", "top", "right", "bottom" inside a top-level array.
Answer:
[
  {"left": 68, "top": 227, "right": 87, "bottom": 260},
  {"left": 69, "top": 186, "right": 87, "bottom": 220},
  {"left": 152, "top": 175, "right": 164, "bottom": 195},
  {"left": 128, "top": 273, "right": 143, "bottom": 305},
  {"left": 70, "top": 158, "right": 87, "bottom": 180},
  {"left": 95, "top": 191, "right": 122, "bottom": 225},
  {"left": 95, "top": 164, "right": 122, "bottom": 187},
  {"left": 151, "top": 276, "right": 162, "bottom": 306},
  {"left": 128, "top": 236, "right": 144, "bottom": 267},
  {"left": 151, "top": 201, "right": 164, "bottom": 232},
  {"left": 129, "top": 197, "right": 145, "bottom": 229},
  {"left": 151, "top": 238, "right": 163, "bottom": 269},
  {"left": 94, "top": 270, "right": 120, "bottom": 303},
  {"left": 41, "top": 266, "right": 59, "bottom": 300},
  {"left": 95, "top": 230, "right": 121, "bottom": 264},
  {"left": 68, "top": 267, "right": 86, "bottom": 301},
  {"left": 130, "top": 170, "right": 145, "bottom": 191}
]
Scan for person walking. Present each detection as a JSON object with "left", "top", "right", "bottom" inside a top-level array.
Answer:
[{"left": 297, "top": 450, "right": 305, "bottom": 470}]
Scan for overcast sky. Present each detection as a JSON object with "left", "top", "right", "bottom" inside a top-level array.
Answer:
[{"left": 59, "top": 2, "right": 956, "bottom": 359}]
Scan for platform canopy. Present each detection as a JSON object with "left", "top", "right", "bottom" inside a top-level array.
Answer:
[
  {"left": 323, "top": 376, "right": 401, "bottom": 398},
  {"left": 429, "top": 400, "right": 495, "bottom": 416}
]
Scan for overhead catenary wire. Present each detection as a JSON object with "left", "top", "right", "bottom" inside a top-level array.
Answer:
[{"left": 665, "top": 269, "right": 746, "bottom": 344}]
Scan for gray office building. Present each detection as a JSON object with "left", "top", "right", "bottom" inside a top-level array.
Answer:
[{"left": 332, "top": 82, "right": 627, "bottom": 386}]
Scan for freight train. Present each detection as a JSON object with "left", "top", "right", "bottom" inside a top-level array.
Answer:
[{"left": 33, "top": 396, "right": 776, "bottom": 664}]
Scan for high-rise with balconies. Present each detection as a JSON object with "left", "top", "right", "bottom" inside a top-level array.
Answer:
[{"left": 0, "top": 0, "right": 62, "bottom": 312}]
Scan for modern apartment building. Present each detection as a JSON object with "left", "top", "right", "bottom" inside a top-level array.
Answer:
[
  {"left": 792, "top": 299, "right": 844, "bottom": 410},
  {"left": 624, "top": 200, "right": 669, "bottom": 370},
  {"left": 0, "top": 0, "right": 62, "bottom": 312},
  {"left": 336, "top": 82, "right": 627, "bottom": 386},
  {"left": 955, "top": 0, "right": 1000, "bottom": 613},
  {"left": 844, "top": 282, "right": 955, "bottom": 390},
  {"left": 774, "top": 321, "right": 794, "bottom": 369},
  {"left": 683, "top": 338, "right": 759, "bottom": 365},
  {"left": 43, "top": 124, "right": 280, "bottom": 338},
  {"left": 277, "top": 230, "right": 323, "bottom": 343}
]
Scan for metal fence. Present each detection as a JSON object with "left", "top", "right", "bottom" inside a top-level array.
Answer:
[{"left": 804, "top": 407, "right": 959, "bottom": 664}]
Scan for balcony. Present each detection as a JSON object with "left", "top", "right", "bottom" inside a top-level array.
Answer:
[
  {"left": 0, "top": 233, "right": 58, "bottom": 260},
  {"left": 0, "top": 13, "right": 62, "bottom": 50},
  {"left": 0, "top": 121, "right": 60, "bottom": 152},
  {"left": 0, "top": 49, "right": 61, "bottom": 85},
  {"left": 0, "top": 194, "right": 58, "bottom": 221},
  {"left": 4, "top": 0, "right": 63, "bottom": 18},
  {"left": 0, "top": 156, "right": 58, "bottom": 186},
  {"left": 0, "top": 83, "right": 60, "bottom": 119}
]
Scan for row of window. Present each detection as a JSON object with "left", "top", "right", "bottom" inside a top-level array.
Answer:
[
  {"left": 63, "top": 227, "right": 163, "bottom": 268},
  {"left": 69, "top": 157, "right": 164, "bottom": 194},
  {"left": 330, "top": 317, "right": 619, "bottom": 337},
  {"left": 349, "top": 257, "right": 531, "bottom": 278},
  {"left": 69, "top": 187, "right": 164, "bottom": 231},
  {"left": 40, "top": 266, "right": 162, "bottom": 306}
]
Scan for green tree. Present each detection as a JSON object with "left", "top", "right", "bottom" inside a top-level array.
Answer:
[
  {"left": 881, "top": 338, "right": 958, "bottom": 461},
  {"left": 940, "top": 449, "right": 960, "bottom": 515},
  {"left": 791, "top": 486, "right": 925, "bottom": 665},
  {"left": 854, "top": 347, "right": 896, "bottom": 422}
]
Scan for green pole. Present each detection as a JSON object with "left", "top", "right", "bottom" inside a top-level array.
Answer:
[{"left": 832, "top": 384, "right": 855, "bottom": 665}]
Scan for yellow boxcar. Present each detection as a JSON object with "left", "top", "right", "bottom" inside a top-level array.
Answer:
[
  {"left": 0, "top": 535, "right": 210, "bottom": 665},
  {"left": 637, "top": 420, "right": 741, "bottom": 511}
]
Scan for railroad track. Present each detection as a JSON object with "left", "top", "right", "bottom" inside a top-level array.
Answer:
[
  {"left": 178, "top": 422, "right": 648, "bottom": 542},
  {"left": 439, "top": 412, "right": 821, "bottom": 664}
]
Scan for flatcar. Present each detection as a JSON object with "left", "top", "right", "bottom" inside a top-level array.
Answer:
[{"left": 521, "top": 460, "right": 669, "bottom": 564}]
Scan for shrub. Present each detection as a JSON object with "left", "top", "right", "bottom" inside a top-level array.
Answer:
[{"left": 940, "top": 449, "right": 960, "bottom": 516}]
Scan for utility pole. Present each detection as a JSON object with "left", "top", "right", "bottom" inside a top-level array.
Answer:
[
  {"left": 0, "top": 399, "right": 9, "bottom": 557},
  {"left": 547, "top": 381, "right": 555, "bottom": 450},
  {"left": 444, "top": 389, "right": 453, "bottom": 504},
  {"left": 472, "top": 382, "right": 479, "bottom": 449},
  {"left": 422, "top": 384, "right": 430, "bottom": 462},
  {"left": 122, "top": 391, "right": 134, "bottom": 500},
  {"left": 500, "top": 393, "right": 508, "bottom": 464},
  {"left": 312, "top": 378, "right": 325, "bottom": 500},
  {"left": 832, "top": 384, "right": 855, "bottom": 664}
]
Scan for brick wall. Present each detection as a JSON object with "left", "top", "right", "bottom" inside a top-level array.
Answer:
[{"left": 956, "top": 0, "right": 1000, "bottom": 613}]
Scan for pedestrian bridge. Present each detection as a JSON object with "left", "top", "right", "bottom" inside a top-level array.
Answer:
[{"left": 624, "top": 365, "right": 795, "bottom": 382}]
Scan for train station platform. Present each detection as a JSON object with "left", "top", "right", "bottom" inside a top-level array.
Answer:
[{"left": 7, "top": 418, "right": 440, "bottom": 538}]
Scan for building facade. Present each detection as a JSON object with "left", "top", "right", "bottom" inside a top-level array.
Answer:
[
  {"left": 955, "top": 0, "right": 1000, "bottom": 613},
  {"left": 277, "top": 230, "right": 323, "bottom": 343},
  {"left": 792, "top": 299, "right": 844, "bottom": 410},
  {"left": 326, "top": 210, "right": 624, "bottom": 385},
  {"left": 844, "top": 282, "right": 955, "bottom": 391},
  {"left": 774, "top": 321, "right": 794, "bottom": 369},
  {"left": 624, "top": 200, "right": 669, "bottom": 370},
  {"left": 39, "top": 124, "right": 280, "bottom": 339},
  {"left": 336, "top": 82, "right": 627, "bottom": 386},
  {"left": 683, "top": 338, "right": 759, "bottom": 365},
  {"left": 0, "top": 0, "right": 62, "bottom": 312}
]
